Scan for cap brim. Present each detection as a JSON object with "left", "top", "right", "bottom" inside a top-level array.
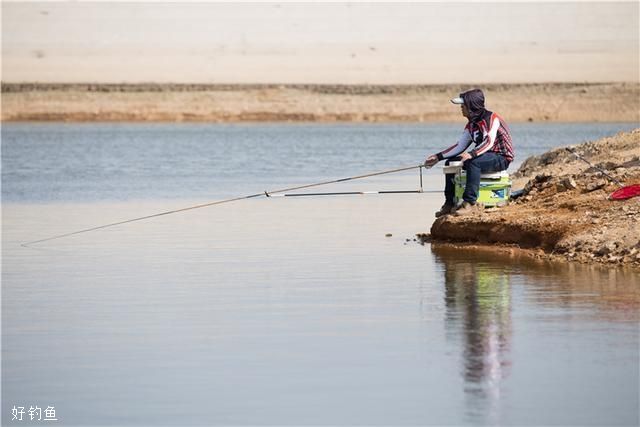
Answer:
[{"left": 450, "top": 97, "right": 464, "bottom": 105}]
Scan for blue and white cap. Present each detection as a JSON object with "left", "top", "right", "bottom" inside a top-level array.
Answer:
[{"left": 450, "top": 96, "right": 465, "bottom": 104}]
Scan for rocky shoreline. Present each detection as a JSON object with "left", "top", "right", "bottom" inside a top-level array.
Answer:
[
  {"left": 2, "top": 82, "right": 639, "bottom": 123},
  {"left": 426, "top": 129, "right": 640, "bottom": 268}
]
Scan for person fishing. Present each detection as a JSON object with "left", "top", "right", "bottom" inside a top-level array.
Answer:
[{"left": 424, "top": 88, "right": 514, "bottom": 217}]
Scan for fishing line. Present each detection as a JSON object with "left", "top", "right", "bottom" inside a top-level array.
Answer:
[{"left": 23, "top": 164, "right": 430, "bottom": 247}]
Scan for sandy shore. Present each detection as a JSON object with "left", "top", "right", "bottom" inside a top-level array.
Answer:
[
  {"left": 2, "top": 82, "right": 639, "bottom": 123},
  {"left": 427, "top": 128, "right": 640, "bottom": 268}
]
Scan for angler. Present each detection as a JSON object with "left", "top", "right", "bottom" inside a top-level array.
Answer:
[{"left": 424, "top": 89, "right": 515, "bottom": 217}]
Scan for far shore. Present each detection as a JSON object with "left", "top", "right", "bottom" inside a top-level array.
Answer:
[{"left": 2, "top": 82, "right": 639, "bottom": 123}]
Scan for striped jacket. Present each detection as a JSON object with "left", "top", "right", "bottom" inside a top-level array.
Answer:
[{"left": 437, "top": 110, "right": 514, "bottom": 162}]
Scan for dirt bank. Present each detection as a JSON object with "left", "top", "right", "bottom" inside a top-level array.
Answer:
[
  {"left": 2, "top": 82, "right": 638, "bottom": 123},
  {"left": 428, "top": 129, "right": 640, "bottom": 268}
]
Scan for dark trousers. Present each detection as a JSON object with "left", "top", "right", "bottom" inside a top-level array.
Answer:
[{"left": 444, "top": 153, "right": 510, "bottom": 205}]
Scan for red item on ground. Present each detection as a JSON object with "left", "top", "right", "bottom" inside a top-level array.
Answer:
[{"left": 609, "top": 184, "right": 640, "bottom": 201}]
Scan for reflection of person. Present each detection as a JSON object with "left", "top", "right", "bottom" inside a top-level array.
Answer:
[
  {"left": 424, "top": 89, "right": 514, "bottom": 217},
  {"left": 433, "top": 246, "right": 512, "bottom": 423}
]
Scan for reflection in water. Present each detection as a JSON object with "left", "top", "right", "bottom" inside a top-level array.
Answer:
[
  {"left": 435, "top": 246, "right": 512, "bottom": 424},
  {"left": 432, "top": 243, "right": 640, "bottom": 424}
]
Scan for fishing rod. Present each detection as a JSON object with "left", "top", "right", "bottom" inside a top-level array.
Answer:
[
  {"left": 22, "top": 164, "right": 428, "bottom": 247},
  {"left": 267, "top": 189, "right": 442, "bottom": 197},
  {"left": 267, "top": 166, "right": 429, "bottom": 197},
  {"left": 565, "top": 147, "right": 623, "bottom": 187},
  {"left": 565, "top": 147, "right": 640, "bottom": 201}
]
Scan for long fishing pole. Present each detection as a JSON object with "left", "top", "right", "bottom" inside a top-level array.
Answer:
[
  {"left": 268, "top": 190, "right": 442, "bottom": 197},
  {"left": 266, "top": 165, "right": 429, "bottom": 197},
  {"left": 565, "top": 147, "right": 623, "bottom": 187},
  {"left": 22, "top": 164, "right": 425, "bottom": 247}
]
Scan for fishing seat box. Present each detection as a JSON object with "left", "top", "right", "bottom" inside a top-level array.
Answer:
[{"left": 454, "top": 170, "right": 511, "bottom": 207}]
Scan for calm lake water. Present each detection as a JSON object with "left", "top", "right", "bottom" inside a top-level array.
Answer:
[{"left": 2, "top": 123, "right": 639, "bottom": 426}]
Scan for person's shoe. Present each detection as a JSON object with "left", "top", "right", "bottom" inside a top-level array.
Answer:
[
  {"left": 453, "top": 201, "right": 482, "bottom": 216},
  {"left": 435, "top": 204, "right": 455, "bottom": 218}
]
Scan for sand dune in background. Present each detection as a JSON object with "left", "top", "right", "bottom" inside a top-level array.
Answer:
[{"left": 3, "top": 3, "right": 638, "bottom": 84}]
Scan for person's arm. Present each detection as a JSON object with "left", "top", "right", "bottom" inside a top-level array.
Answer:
[
  {"left": 424, "top": 124, "right": 473, "bottom": 167},
  {"left": 437, "top": 126, "right": 473, "bottom": 160},
  {"left": 470, "top": 114, "right": 500, "bottom": 158},
  {"left": 425, "top": 127, "right": 472, "bottom": 167}
]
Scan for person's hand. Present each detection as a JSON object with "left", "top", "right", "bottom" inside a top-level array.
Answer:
[
  {"left": 459, "top": 152, "right": 472, "bottom": 162},
  {"left": 424, "top": 155, "right": 439, "bottom": 168}
]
